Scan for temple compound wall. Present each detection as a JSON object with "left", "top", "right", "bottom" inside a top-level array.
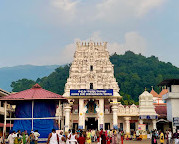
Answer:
[{"left": 58, "top": 41, "right": 158, "bottom": 134}]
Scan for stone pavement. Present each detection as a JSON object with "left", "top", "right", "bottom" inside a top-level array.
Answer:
[
  {"left": 90, "top": 139, "right": 167, "bottom": 144},
  {"left": 123, "top": 139, "right": 167, "bottom": 144}
]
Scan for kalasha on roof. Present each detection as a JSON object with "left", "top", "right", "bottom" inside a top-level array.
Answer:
[{"left": 0, "top": 84, "right": 66, "bottom": 101}]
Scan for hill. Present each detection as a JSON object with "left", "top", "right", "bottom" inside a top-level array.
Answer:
[
  {"left": 10, "top": 51, "right": 179, "bottom": 103},
  {"left": 0, "top": 65, "right": 59, "bottom": 91}
]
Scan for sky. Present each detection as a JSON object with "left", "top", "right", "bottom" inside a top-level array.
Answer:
[{"left": 0, "top": 0, "right": 179, "bottom": 68}]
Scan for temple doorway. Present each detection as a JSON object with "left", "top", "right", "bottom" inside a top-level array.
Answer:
[
  {"left": 85, "top": 118, "right": 98, "bottom": 130},
  {"left": 86, "top": 100, "right": 97, "bottom": 113}
]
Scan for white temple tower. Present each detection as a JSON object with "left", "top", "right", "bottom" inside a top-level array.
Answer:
[
  {"left": 63, "top": 41, "right": 120, "bottom": 97},
  {"left": 63, "top": 41, "right": 121, "bottom": 131}
]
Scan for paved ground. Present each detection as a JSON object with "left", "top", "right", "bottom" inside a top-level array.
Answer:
[{"left": 123, "top": 139, "right": 167, "bottom": 144}]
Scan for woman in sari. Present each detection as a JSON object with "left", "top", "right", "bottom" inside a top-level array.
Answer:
[{"left": 86, "top": 130, "right": 92, "bottom": 144}]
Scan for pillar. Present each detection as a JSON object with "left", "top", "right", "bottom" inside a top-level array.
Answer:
[
  {"left": 152, "top": 119, "right": 157, "bottom": 130},
  {"left": 58, "top": 100, "right": 61, "bottom": 129},
  {"left": 3, "top": 101, "right": 7, "bottom": 142},
  {"left": 64, "top": 104, "right": 71, "bottom": 132},
  {"left": 79, "top": 99, "right": 86, "bottom": 129},
  {"left": 124, "top": 117, "right": 131, "bottom": 135},
  {"left": 139, "top": 119, "right": 143, "bottom": 124},
  {"left": 98, "top": 99, "right": 104, "bottom": 130},
  {"left": 112, "top": 104, "right": 118, "bottom": 129}
]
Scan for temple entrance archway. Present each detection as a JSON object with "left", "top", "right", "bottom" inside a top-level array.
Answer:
[{"left": 85, "top": 118, "right": 98, "bottom": 130}]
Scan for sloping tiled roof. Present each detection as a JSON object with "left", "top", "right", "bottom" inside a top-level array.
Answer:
[
  {"left": 0, "top": 84, "right": 66, "bottom": 100},
  {"left": 159, "top": 89, "right": 168, "bottom": 98},
  {"left": 150, "top": 89, "right": 159, "bottom": 97},
  {"left": 155, "top": 105, "right": 167, "bottom": 118},
  {"left": 0, "top": 88, "right": 10, "bottom": 97}
]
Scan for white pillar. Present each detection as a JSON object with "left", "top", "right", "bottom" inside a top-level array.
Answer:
[
  {"left": 124, "top": 117, "right": 131, "bottom": 135},
  {"left": 112, "top": 104, "right": 118, "bottom": 129},
  {"left": 10, "top": 112, "right": 12, "bottom": 130},
  {"left": 64, "top": 104, "right": 71, "bottom": 132},
  {"left": 152, "top": 119, "right": 157, "bottom": 130},
  {"left": 98, "top": 99, "right": 104, "bottom": 130},
  {"left": 58, "top": 100, "right": 61, "bottom": 129},
  {"left": 32, "top": 100, "right": 34, "bottom": 130},
  {"left": 3, "top": 101, "right": 7, "bottom": 142},
  {"left": 79, "top": 99, "right": 86, "bottom": 129},
  {"left": 139, "top": 119, "right": 143, "bottom": 124}
]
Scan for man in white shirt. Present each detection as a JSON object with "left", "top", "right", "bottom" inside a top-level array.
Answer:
[
  {"left": 8, "top": 131, "right": 15, "bottom": 144},
  {"left": 168, "top": 129, "right": 172, "bottom": 144},
  {"left": 34, "top": 130, "right": 40, "bottom": 144},
  {"left": 47, "top": 129, "right": 59, "bottom": 144}
]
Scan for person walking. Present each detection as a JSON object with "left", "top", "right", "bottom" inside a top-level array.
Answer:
[
  {"left": 112, "top": 130, "right": 117, "bottom": 144},
  {"left": 86, "top": 130, "right": 92, "bottom": 144},
  {"left": 77, "top": 133, "right": 85, "bottom": 144},
  {"left": 117, "top": 130, "right": 121, "bottom": 144},
  {"left": 173, "top": 130, "right": 179, "bottom": 144},
  {"left": 70, "top": 129, "right": 77, "bottom": 144},
  {"left": 58, "top": 131, "right": 65, "bottom": 144},
  {"left": 168, "top": 129, "right": 173, "bottom": 144},
  {"left": 47, "top": 129, "right": 59, "bottom": 144},
  {"left": 66, "top": 129, "right": 71, "bottom": 144},
  {"left": 34, "top": 130, "right": 40, "bottom": 144},
  {"left": 28, "top": 132, "right": 35, "bottom": 144},
  {"left": 160, "top": 131, "right": 164, "bottom": 144},
  {"left": 101, "top": 131, "right": 106, "bottom": 144},
  {"left": 7, "top": 131, "right": 14, "bottom": 144},
  {"left": 22, "top": 131, "right": 27, "bottom": 144}
]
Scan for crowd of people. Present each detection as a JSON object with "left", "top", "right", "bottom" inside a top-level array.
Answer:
[
  {"left": 0, "top": 128, "right": 178, "bottom": 144},
  {"left": 47, "top": 129, "right": 123, "bottom": 144},
  {"left": 6, "top": 130, "right": 40, "bottom": 144},
  {"left": 150, "top": 129, "right": 179, "bottom": 144}
]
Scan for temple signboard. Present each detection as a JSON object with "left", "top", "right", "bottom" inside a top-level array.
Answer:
[
  {"left": 139, "top": 115, "right": 158, "bottom": 120},
  {"left": 173, "top": 117, "right": 179, "bottom": 126},
  {"left": 70, "top": 89, "right": 113, "bottom": 96}
]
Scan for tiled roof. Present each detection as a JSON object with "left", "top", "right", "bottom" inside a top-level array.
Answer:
[
  {"left": 155, "top": 105, "right": 167, "bottom": 118},
  {"left": 0, "top": 84, "right": 66, "bottom": 100},
  {"left": 0, "top": 88, "right": 10, "bottom": 97},
  {"left": 159, "top": 89, "right": 168, "bottom": 98},
  {"left": 150, "top": 89, "right": 159, "bottom": 97}
]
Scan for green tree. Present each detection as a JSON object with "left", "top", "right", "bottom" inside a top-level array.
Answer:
[{"left": 11, "top": 78, "right": 36, "bottom": 92}]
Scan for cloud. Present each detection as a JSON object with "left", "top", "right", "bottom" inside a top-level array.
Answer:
[
  {"left": 47, "top": 0, "right": 167, "bottom": 24},
  {"left": 49, "top": 0, "right": 79, "bottom": 22},
  {"left": 136, "top": 0, "right": 166, "bottom": 17},
  {"left": 95, "top": 0, "right": 167, "bottom": 21},
  {"left": 59, "top": 31, "right": 147, "bottom": 64},
  {"left": 52, "top": 0, "right": 79, "bottom": 11},
  {"left": 108, "top": 32, "right": 147, "bottom": 55}
]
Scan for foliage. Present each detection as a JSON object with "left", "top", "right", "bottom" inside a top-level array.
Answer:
[
  {"left": 11, "top": 51, "right": 179, "bottom": 103},
  {"left": 11, "top": 78, "right": 36, "bottom": 92}
]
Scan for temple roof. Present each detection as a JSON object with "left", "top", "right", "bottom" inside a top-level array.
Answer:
[
  {"left": 0, "top": 84, "right": 66, "bottom": 101},
  {"left": 150, "top": 89, "right": 159, "bottom": 98},
  {"left": 159, "top": 89, "right": 168, "bottom": 98},
  {"left": 0, "top": 88, "right": 10, "bottom": 97},
  {"left": 155, "top": 105, "right": 167, "bottom": 118},
  {"left": 158, "top": 79, "right": 179, "bottom": 86}
]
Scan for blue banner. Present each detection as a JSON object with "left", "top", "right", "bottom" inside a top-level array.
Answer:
[
  {"left": 70, "top": 89, "right": 113, "bottom": 96},
  {"left": 139, "top": 115, "right": 158, "bottom": 120}
]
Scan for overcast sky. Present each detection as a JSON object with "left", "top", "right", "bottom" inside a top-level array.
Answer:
[{"left": 0, "top": 0, "right": 179, "bottom": 68}]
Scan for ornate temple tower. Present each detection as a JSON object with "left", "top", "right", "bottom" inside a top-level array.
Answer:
[
  {"left": 63, "top": 41, "right": 121, "bottom": 131},
  {"left": 63, "top": 41, "right": 120, "bottom": 97}
]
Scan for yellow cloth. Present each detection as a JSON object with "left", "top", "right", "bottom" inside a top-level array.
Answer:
[
  {"left": 86, "top": 132, "right": 91, "bottom": 144},
  {"left": 14, "top": 137, "right": 18, "bottom": 144},
  {"left": 160, "top": 133, "right": 164, "bottom": 143}
]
